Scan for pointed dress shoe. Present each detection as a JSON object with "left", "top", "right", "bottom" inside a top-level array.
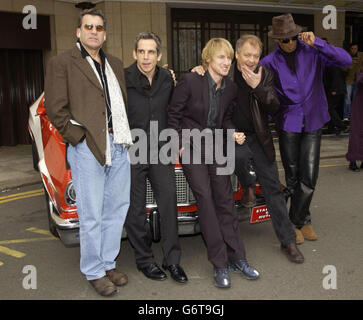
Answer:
[
  {"left": 213, "top": 268, "right": 231, "bottom": 288},
  {"left": 89, "top": 276, "right": 118, "bottom": 297},
  {"left": 138, "top": 263, "right": 167, "bottom": 281},
  {"left": 162, "top": 264, "right": 188, "bottom": 283},
  {"left": 106, "top": 268, "right": 128, "bottom": 286},
  {"left": 281, "top": 243, "right": 305, "bottom": 264},
  {"left": 228, "top": 259, "right": 260, "bottom": 280},
  {"left": 241, "top": 187, "right": 256, "bottom": 208}
]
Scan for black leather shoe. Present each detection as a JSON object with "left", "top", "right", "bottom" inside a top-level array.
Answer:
[
  {"left": 228, "top": 259, "right": 260, "bottom": 280},
  {"left": 138, "top": 263, "right": 167, "bottom": 281},
  {"left": 349, "top": 161, "right": 360, "bottom": 172},
  {"left": 213, "top": 268, "right": 231, "bottom": 288},
  {"left": 281, "top": 243, "right": 305, "bottom": 264},
  {"left": 162, "top": 264, "right": 188, "bottom": 283}
]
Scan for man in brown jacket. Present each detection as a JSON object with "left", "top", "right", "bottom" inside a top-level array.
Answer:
[{"left": 44, "top": 9, "right": 133, "bottom": 297}]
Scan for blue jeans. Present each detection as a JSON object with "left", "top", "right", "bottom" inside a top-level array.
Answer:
[
  {"left": 67, "top": 134, "right": 130, "bottom": 280},
  {"left": 344, "top": 83, "right": 356, "bottom": 119}
]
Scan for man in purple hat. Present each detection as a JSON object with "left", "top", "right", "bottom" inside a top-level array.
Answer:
[{"left": 260, "top": 13, "right": 352, "bottom": 244}]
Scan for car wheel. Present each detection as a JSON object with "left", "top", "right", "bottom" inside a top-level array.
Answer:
[
  {"left": 43, "top": 187, "right": 60, "bottom": 238},
  {"left": 31, "top": 140, "right": 39, "bottom": 172}
]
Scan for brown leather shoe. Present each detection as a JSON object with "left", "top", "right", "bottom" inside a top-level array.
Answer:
[
  {"left": 300, "top": 225, "right": 318, "bottom": 241},
  {"left": 89, "top": 276, "right": 118, "bottom": 297},
  {"left": 106, "top": 268, "right": 128, "bottom": 286},
  {"left": 281, "top": 243, "right": 305, "bottom": 264},
  {"left": 295, "top": 228, "right": 304, "bottom": 245},
  {"left": 241, "top": 187, "right": 256, "bottom": 208}
]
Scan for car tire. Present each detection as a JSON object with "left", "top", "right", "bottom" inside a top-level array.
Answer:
[
  {"left": 31, "top": 140, "right": 39, "bottom": 172},
  {"left": 43, "top": 186, "right": 60, "bottom": 238}
]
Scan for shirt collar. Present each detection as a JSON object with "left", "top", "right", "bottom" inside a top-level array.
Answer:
[
  {"left": 206, "top": 70, "right": 225, "bottom": 91},
  {"left": 135, "top": 63, "right": 160, "bottom": 81},
  {"left": 78, "top": 40, "right": 106, "bottom": 65}
]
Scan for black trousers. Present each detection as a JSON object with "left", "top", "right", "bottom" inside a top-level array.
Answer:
[
  {"left": 235, "top": 134, "right": 296, "bottom": 244},
  {"left": 181, "top": 153, "right": 246, "bottom": 268},
  {"left": 125, "top": 163, "right": 181, "bottom": 268},
  {"left": 278, "top": 129, "right": 322, "bottom": 228}
]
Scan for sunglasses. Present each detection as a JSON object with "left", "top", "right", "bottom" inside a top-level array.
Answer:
[
  {"left": 83, "top": 24, "right": 105, "bottom": 32},
  {"left": 280, "top": 35, "right": 298, "bottom": 44}
]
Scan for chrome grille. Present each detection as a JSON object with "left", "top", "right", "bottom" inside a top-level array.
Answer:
[{"left": 146, "top": 168, "right": 195, "bottom": 207}]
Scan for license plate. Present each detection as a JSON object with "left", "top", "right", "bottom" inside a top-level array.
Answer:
[{"left": 250, "top": 205, "right": 271, "bottom": 224}]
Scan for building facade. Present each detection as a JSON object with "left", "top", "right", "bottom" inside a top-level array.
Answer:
[{"left": 1, "top": 0, "right": 362, "bottom": 145}]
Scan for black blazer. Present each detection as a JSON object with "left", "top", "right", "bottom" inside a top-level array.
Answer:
[
  {"left": 168, "top": 72, "right": 237, "bottom": 143},
  {"left": 125, "top": 62, "right": 174, "bottom": 136}
]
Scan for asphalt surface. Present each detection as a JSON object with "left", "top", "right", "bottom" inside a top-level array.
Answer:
[{"left": 0, "top": 157, "right": 362, "bottom": 303}]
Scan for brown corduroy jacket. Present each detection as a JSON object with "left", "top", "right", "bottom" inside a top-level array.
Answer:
[{"left": 44, "top": 46, "right": 127, "bottom": 165}]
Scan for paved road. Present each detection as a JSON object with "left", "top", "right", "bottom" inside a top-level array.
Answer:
[{"left": 0, "top": 158, "right": 362, "bottom": 304}]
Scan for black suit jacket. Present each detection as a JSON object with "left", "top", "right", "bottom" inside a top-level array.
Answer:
[
  {"left": 125, "top": 62, "right": 174, "bottom": 137},
  {"left": 168, "top": 72, "right": 237, "bottom": 148}
]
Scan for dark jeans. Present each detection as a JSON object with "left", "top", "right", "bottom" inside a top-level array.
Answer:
[
  {"left": 235, "top": 134, "right": 296, "bottom": 244},
  {"left": 278, "top": 129, "right": 322, "bottom": 228}
]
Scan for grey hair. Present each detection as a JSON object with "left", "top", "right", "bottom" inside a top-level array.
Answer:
[
  {"left": 78, "top": 9, "right": 106, "bottom": 30},
  {"left": 236, "top": 34, "right": 263, "bottom": 55},
  {"left": 134, "top": 32, "right": 162, "bottom": 55}
]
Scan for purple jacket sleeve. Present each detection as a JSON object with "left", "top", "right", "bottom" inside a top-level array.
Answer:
[{"left": 314, "top": 37, "right": 352, "bottom": 68}]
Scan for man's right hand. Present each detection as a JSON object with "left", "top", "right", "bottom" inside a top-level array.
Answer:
[
  {"left": 191, "top": 65, "right": 205, "bottom": 76},
  {"left": 233, "top": 132, "right": 246, "bottom": 145}
]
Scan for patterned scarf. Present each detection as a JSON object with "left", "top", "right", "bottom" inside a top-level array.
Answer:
[{"left": 78, "top": 43, "right": 133, "bottom": 165}]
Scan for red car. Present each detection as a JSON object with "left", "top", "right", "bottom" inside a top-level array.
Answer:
[{"left": 28, "top": 93, "right": 271, "bottom": 246}]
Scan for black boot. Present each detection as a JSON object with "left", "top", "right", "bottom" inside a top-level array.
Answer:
[{"left": 349, "top": 161, "right": 360, "bottom": 172}]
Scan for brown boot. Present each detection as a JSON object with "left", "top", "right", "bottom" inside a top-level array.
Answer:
[
  {"left": 300, "top": 225, "right": 318, "bottom": 241},
  {"left": 241, "top": 187, "right": 256, "bottom": 208},
  {"left": 295, "top": 228, "right": 304, "bottom": 245},
  {"left": 89, "top": 276, "right": 118, "bottom": 297},
  {"left": 281, "top": 243, "right": 304, "bottom": 263},
  {"left": 106, "top": 268, "right": 128, "bottom": 286}
]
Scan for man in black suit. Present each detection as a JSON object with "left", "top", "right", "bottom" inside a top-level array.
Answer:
[
  {"left": 168, "top": 38, "right": 259, "bottom": 288},
  {"left": 124, "top": 32, "right": 187, "bottom": 283}
]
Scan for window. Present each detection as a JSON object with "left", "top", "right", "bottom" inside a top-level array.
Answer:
[{"left": 171, "top": 9, "right": 313, "bottom": 77}]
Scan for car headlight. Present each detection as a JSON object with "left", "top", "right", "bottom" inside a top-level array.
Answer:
[{"left": 65, "top": 181, "right": 76, "bottom": 206}]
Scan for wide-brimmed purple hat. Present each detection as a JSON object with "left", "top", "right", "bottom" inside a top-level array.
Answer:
[{"left": 268, "top": 13, "right": 303, "bottom": 39}]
